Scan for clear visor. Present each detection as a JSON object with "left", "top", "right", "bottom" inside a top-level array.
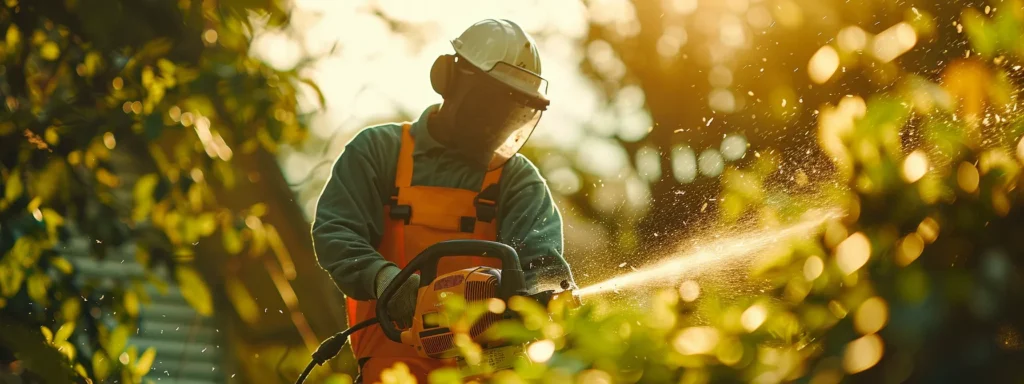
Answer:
[
  {"left": 480, "top": 62, "right": 549, "bottom": 170},
  {"left": 486, "top": 107, "right": 543, "bottom": 170}
]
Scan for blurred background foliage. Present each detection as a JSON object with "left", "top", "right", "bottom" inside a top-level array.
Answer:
[
  {"left": 0, "top": 0, "right": 348, "bottom": 382},
  {"left": 3, "top": 0, "right": 1024, "bottom": 382}
]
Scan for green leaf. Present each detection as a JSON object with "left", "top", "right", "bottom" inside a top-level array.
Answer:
[
  {"left": 40, "top": 41, "right": 60, "bottom": 60},
  {"left": 51, "top": 256, "right": 73, "bottom": 274},
  {"left": 41, "top": 209, "right": 64, "bottom": 239},
  {"left": 40, "top": 326, "right": 53, "bottom": 344},
  {"left": 61, "top": 298, "right": 80, "bottom": 322},
  {"left": 196, "top": 212, "right": 217, "bottom": 236},
  {"left": 0, "top": 266, "right": 23, "bottom": 298},
  {"left": 133, "top": 174, "right": 160, "bottom": 222},
  {"left": 5, "top": 25, "right": 20, "bottom": 48},
  {"left": 108, "top": 325, "right": 130, "bottom": 355},
  {"left": 92, "top": 351, "right": 111, "bottom": 381},
  {"left": 225, "top": 276, "right": 259, "bottom": 324},
  {"left": 249, "top": 203, "right": 268, "bottom": 217},
  {"left": 135, "top": 347, "right": 156, "bottom": 375},
  {"left": 27, "top": 197, "right": 41, "bottom": 212},
  {"left": 5, "top": 169, "right": 22, "bottom": 201},
  {"left": 54, "top": 321, "right": 75, "bottom": 344},
  {"left": 73, "top": 363, "right": 89, "bottom": 380},
  {"left": 176, "top": 265, "right": 213, "bottom": 316},
  {"left": 125, "top": 289, "right": 140, "bottom": 317},
  {"left": 223, "top": 223, "right": 243, "bottom": 255},
  {"left": 27, "top": 273, "right": 50, "bottom": 305}
]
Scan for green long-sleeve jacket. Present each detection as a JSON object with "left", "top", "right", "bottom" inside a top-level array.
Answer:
[{"left": 312, "top": 104, "right": 576, "bottom": 301}]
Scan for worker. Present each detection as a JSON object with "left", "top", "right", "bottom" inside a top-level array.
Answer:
[{"left": 312, "top": 19, "right": 577, "bottom": 383}]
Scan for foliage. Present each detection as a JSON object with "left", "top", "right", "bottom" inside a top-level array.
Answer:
[
  {"left": 0, "top": 0, "right": 315, "bottom": 381},
  {"left": 390, "top": 2, "right": 1024, "bottom": 383},
  {"left": 539, "top": 0, "right": 1007, "bottom": 261}
]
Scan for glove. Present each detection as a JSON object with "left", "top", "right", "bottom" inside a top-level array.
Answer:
[{"left": 374, "top": 265, "right": 420, "bottom": 329}]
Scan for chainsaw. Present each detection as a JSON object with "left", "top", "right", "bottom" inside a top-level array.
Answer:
[{"left": 295, "top": 239, "right": 580, "bottom": 383}]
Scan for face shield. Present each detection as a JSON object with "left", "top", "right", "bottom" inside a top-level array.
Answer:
[{"left": 448, "top": 60, "right": 550, "bottom": 170}]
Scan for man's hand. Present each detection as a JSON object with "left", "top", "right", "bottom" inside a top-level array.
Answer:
[{"left": 374, "top": 266, "right": 420, "bottom": 328}]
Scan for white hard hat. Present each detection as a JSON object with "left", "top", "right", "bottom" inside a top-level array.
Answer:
[
  {"left": 451, "top": 19, "right": 542, "bottom": 76},
  {"left": 434, "top": 19, "right": 551, "bottom": 171}
]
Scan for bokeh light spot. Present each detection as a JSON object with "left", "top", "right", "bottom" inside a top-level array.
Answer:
[
  {"left": 709, "top": 88, "right": 737, "bottom": 113},
  {"left": 824, "top": 220, "right": 849, "bottom": 249},
  {"left": 836, "top": 232, "right": 871, "bottom": 275},
  {"left": 709, "top": 66, "right": 734, "bottom": 88},
  {"left": 1016, "top": 135, "right": 1024, "bottom": 163},
  {"left": 487, "top": 298, "right": 506, "bottom": 314},
  {"left": 901, "top": 150, "right": 928, "bottom": 183},
  {"left": 674, "top": 327, "right": 720, "bottom": 355},
  {"left": 741, "top": 304, "right": 767, "bottom": 332},
  {"left": 103, "top": 132, "right": 116, "bottom": 150},
  {"left": 838, "top": 26, "right": 868, "bottom": 52},
  {"left": 854, "top": 297, "right": 888, "bottom": 335},
  {"left": 716, "top": 337, "right": 744, "bottom": 366},
  {"left": 526, "top": 339, "right": 555, "bottom": 363},
  {"left": 679, "top": 280, "right": 701, "bottom": 302},
  {"left": 672, "top": 0, "right": 698, "bottom": 15},
  {"left": 896, "top": 233, "right": 924, "bottom": 266},
  {"left": 808, "top": 45, "right": 840, "bottom": 84},
  {"left": 829, "top": 300, "right": 848, "bottom": 319},
  {"left": 957, "top": 162, "right": 980, "bottom": 193},
  {"left": 203, "top": 29, "right": 219, "bottom": 44},
  {"left": 871, "top": 22, "right": 917, "bottom": 63},
  {"left": 843, "top": 334, "right": 884, "bottom": 373},
  {"left": 803, "top": 256, "right": 824, "bottom": 280},
  {"left": 917, "top": 217, "right": 940, "bottom": 243},
  {"left": 698, "top": 149, "right": 725, "bottom": 177},
  {"left": 672, "top": 146, "right": 698, "bottom": 183},
  {"left": 746, "top": 6, "right": 773, "bottom": 29},
  {"left": 720, "top": 135, "right": 747, "bottom": 160}
]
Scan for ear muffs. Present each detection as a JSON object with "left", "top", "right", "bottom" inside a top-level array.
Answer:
[{"left": 430, "top": 54, "right": 456, "bottom": 96}]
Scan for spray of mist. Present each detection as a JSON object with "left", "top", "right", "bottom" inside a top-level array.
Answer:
[{"left": 575, "top": 209, "right": 843, "bottom": 297}]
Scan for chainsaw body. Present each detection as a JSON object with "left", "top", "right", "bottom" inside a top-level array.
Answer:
[
  {"left": 401, "top": 266, "right": 504, "bottom": 358},
  {"left": 376, "top": 240, "right": 579, "bottom": 368}
]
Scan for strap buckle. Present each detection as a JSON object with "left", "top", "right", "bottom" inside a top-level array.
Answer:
[
  {"left": 474, "top": 184, "right": 500, "bottom": 223},
  {"left": 474, "top": 198, "right": 497, "bottom": 223},
  {"left": 388, "top": 191, "right": 411, "bottom": 224}
]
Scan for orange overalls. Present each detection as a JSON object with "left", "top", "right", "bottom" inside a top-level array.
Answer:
[{"left": 347, "top": 124, "right": 503, "bottom": 383}]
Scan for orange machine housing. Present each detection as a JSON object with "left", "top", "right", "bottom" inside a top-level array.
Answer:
[{"left": 401, "top": 266, "right": 505, "bottom": 359}]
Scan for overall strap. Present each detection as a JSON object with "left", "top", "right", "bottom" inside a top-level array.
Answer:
[
  {"left": 385, "top": 124, "right": 415, "bottom": 264},
  {"left": 465, "top": 166, "right": 503, "bottom": 235},
  {"left": 395, "top": 124, "right": 415, "bottom": 189}
]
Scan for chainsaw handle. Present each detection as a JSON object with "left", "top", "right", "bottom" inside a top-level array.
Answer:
[{"left": 376, "top": 240, "right": 527, "bottom": 343}]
